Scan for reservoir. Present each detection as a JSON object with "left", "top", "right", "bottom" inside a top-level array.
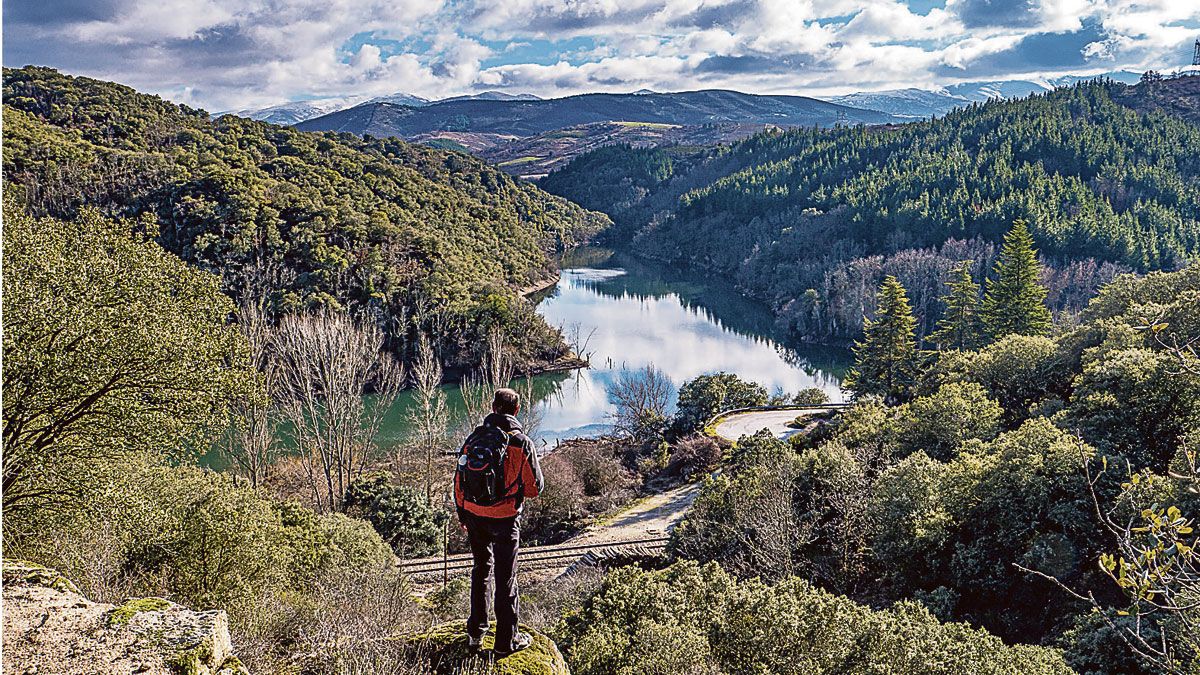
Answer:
[{"left": 378, "top": 249, "right": 851, "bottom": 449}]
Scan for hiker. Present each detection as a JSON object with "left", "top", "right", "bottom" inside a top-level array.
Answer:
[{"left": 454, "top": 387, "right": 544, "bottom": 656}]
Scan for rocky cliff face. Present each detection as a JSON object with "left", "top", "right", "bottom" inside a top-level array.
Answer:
[{"left": 2, "top": 560, "right": 248, "bottom": 675}]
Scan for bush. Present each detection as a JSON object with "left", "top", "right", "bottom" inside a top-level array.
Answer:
[
  {"left": 672, "top": 372, "right": 768, "bottom": 435},
  {"left": 557, "top": 561, "right": 1074, "bottom": 675},
  {"left": 522, "top": 440, "right": 636, "bottom": 544},
  {"left": 668, "top": 435, "right": 721, "bottom": 479},
  {"left": 793, "top": 387, "right": 831, "bottom": 406},
  {"left": 523, "top": 454, "right": 588, "bottom": 543},
  {"left": 7, "top": 461, "right": 394, "bottom": 629},
  {"left": 896, "top": 382, "right": 1003, "bottom": 461},
  {"left": 344, "top": 472, "right": 440, "bottom": 558},
  {"left": 931, "top": 334, "right": 1069, "bottom": 423}
]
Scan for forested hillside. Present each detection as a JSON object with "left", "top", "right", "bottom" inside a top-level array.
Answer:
[
  {"left": 541, "top": 78, "right": 1200, "bottom": 342},
  {"left": 295, "top": 89, "right": 895, "bottom": 138},
  {"left": 2, "top": 66, "right": 610, "bottom": 372}
]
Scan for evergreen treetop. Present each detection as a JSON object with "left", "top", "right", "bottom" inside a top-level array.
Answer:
[
  {"left": 845, "top": 275, "right": 919, "bottom": 405},
  {"left": 982, "top": 220, "right": 1053, "bottom": 340},
  {"left": 931, "top": 260, "right": 983, "bottom": 350}
]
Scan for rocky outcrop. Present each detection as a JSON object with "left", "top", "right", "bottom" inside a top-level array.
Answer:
[
  {"left": 403, "top": 620, "right": 569, "bottom": 675},
  {"left": 2, "top": 559, "right": 248, "bottom": 675}
]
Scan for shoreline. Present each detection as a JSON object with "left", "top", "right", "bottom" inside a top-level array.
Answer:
[{"left": 519, "top": 272, "right": 561, "bottom": 297}]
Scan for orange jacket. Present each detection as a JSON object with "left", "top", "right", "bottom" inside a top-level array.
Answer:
[{"left": 454, "top": 413, "right": 543, "bottom": 519}]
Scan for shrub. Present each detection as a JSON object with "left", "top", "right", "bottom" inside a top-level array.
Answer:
[
  {"left": 672, "top": 372, "right": 767, "bottom": 435},
  {"left": 8, "top": 461, "right": 394, "bottom": 623},
  {"left": 896, "top": 382, "right": 1003, "bottom": 461},
  {"left": 344, "top": 472, "right": 440, "bottom": 558},
  {"left": 522, "top": 440, "right": 636, "bottom": 544},
  {"left": 523, "top": 454, "right": 587, "bottom": 543},
  {"left": 668, "top": 435, "right": 721, "bottom": 479},
  {"left": 793, "top": 387, "right": 831, "bottom": 405},
  {"left": 557, "top": 561, "right": 1074, "bottom": 675},
  {"left": 931, "top": 334, "right": 1069, "bottom": 423}
]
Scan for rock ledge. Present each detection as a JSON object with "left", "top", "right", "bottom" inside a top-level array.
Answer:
[
  {"left": 2, "top": 559, "right": 248, "bottom": 675},
  {"left": 403, "top": 619, "right": 570, "bottom": 675}
]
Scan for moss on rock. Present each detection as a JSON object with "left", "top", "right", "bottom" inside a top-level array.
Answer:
[
  {"left": 404, "top": 619, "right": 569, "bottom": 675},
  {"left": 2, "top": 559, "right": 80, "bottom": 594},
  {"left": 108, "top": 597, "right": 173, "bottom": 626}
]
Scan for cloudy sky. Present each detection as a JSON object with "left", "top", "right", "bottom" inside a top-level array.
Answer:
[{"left": 5, "top": 0, "right": 1199, "bottom": 111}]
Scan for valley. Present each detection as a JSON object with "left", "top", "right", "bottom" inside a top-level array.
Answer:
[{"left": 5, "top": 55, "right": 1200, "bottom": 675}]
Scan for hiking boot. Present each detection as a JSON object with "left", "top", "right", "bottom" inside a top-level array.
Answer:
[
  {"left": 494, "top": 631, "right": 532, "bottom": 656},
  {"left": 468, "top": 634, "right": 484, "bottom": 650}
]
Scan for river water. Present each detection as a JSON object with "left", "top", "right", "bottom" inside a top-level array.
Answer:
[{"left": 376, "top": 248, "right": 851, "bottom": 451}]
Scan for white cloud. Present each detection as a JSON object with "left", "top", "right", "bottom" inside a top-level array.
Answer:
[{"left": 5, "top": 0, "right": 1198, "bottom": 110}]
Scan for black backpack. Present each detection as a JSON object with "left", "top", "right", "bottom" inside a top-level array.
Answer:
[{"left": 457, "top": 423, "right": 513, "bottom": 506}]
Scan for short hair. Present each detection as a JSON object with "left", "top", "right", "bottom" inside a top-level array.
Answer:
[{"left": 492, "top": 388, "right": 520, "bottom": 415}]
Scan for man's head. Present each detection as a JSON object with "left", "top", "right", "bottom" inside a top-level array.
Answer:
[{"left": 492, "top": 388, "right": 520, "bottom": 416}]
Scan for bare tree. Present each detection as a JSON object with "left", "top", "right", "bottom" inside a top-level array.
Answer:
[
  {"left": 406, "top": 333, "right": 449, "bottom": 507},
  {"left": 460, "top": 328, "right": 515, "bottom": 425},
  {"left": 223, "top": 302, "right": 282, "bottom": 487},
  {"left": 273, "top": 310, "right": 403, "bottom": 512},
  {"left": 514, "top": 373, "right": 545, "bottom": 442},
  {"left": 562, "top": 321, "right": 597, "bottom": 364},
  {"left": 608, "top": 365, "right": 675, "bottom": 443}
]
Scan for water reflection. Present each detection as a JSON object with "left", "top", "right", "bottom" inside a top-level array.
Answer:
[
  {"left": 234, "top": 249, "right": 853, "bottom": 466},
  {"left": 529, "top": 250, "right": 850, "bottom": 444}
]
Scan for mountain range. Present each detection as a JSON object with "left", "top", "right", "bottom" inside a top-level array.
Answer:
[
  {"left": 832, "top": 70, "right": 1143, "bottom": 119},
  {"left": 224, "top": 90, "right": 540, "bottom": 125},
  {"left": 227, "top": 70, "right": 1151, "bottom": 179},
  {"left": 293, "top": 89, "right": 894, "bottom": 137},
  {"left": 230, "top": 71, "right": 1145, "bottom": 126}
]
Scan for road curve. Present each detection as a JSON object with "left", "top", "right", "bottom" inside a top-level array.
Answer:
[{"left": 710, "top": 406, "right": 841, "bottom": 443}]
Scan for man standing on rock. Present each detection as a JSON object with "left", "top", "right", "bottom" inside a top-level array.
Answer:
[{"left": 454, "top": 387, "right": 543, "bottom": 656}]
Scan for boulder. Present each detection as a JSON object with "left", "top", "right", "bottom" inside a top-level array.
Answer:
[
  {"left": 2, "top": 559, "right": 248, "bottom": 675},
  {"left": 403, "top": 619, "right": 569, "bottom": 675}
]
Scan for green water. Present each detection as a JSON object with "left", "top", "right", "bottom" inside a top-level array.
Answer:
[{"left": 208, "top": 248, "right": 851, "bottom": 466}]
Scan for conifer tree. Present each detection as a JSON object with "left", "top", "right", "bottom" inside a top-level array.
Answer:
[
  {"left": 844, "top": 276, "right": 918, "bottom": 405},
  {"left": 981, "top": 220, "right": 1053, "bottom": 340},
  {"left": 930, "top": 261, "right": 983, "bottom": 350}
]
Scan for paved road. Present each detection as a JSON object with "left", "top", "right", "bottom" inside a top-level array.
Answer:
[{"left": 711, "top": 407, "right": 839, "bottom": 443}]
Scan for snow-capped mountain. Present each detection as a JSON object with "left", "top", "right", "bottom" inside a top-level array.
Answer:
[
  {"left": 225, "top": 91, "right": 542, "bottom": 124},
  {"left": 225, "top": 96, "right": 371, "bottom": 125},
  {"left": 438, "top": 91, "right": 541, "bottom": 103},
  {"left": 828, "top": 88, "right": 971, "bottom": 120},
  {"left": 364, "top": 92, "right": 431, "bottom": 107},
  {"left": 830, "top": 71, "right": 1147, "bottom": 120}
]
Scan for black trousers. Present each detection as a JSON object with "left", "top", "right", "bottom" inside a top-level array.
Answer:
[{"left": 463, "top": 512, "right": 521, "bottom": 650}]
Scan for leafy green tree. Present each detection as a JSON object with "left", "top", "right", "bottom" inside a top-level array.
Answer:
[
  {"left": 1, "top": 202, "right": 256, "bottom": 513},
  {"left": 930, "top": 261, "right": 984, "bottom": 350},
  {"left": 982, "top": 220, "right": 1053, "bottom": 340},
  {"left": 930, "top": 334, "right": 1069, "bottom": 424},
  {"left": 672, "top": 372, "right": 768, "bottom": 434},
  {"left": 1067, "top": 348, "right": 1200, "bottom": 472},
  {"left": 344, "top": 472, "right": 440, "bottom": 558},
  {"left": 792, "top": 387, "right": 830, "bottom": 405},
  {"left": 897, "top": 382, "right": 1003, "bottom": 461},
  {"left": 844, "top": 276, "right": 919, "bottom": 405}
]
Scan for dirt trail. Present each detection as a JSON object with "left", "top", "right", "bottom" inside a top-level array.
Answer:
[{"left": 565, "top": 478, "right": 704, "bottom": 546}]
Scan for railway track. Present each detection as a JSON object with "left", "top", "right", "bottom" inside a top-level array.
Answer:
[{"left": 398, "top": 535, "right": 670, "bottom": 578}]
